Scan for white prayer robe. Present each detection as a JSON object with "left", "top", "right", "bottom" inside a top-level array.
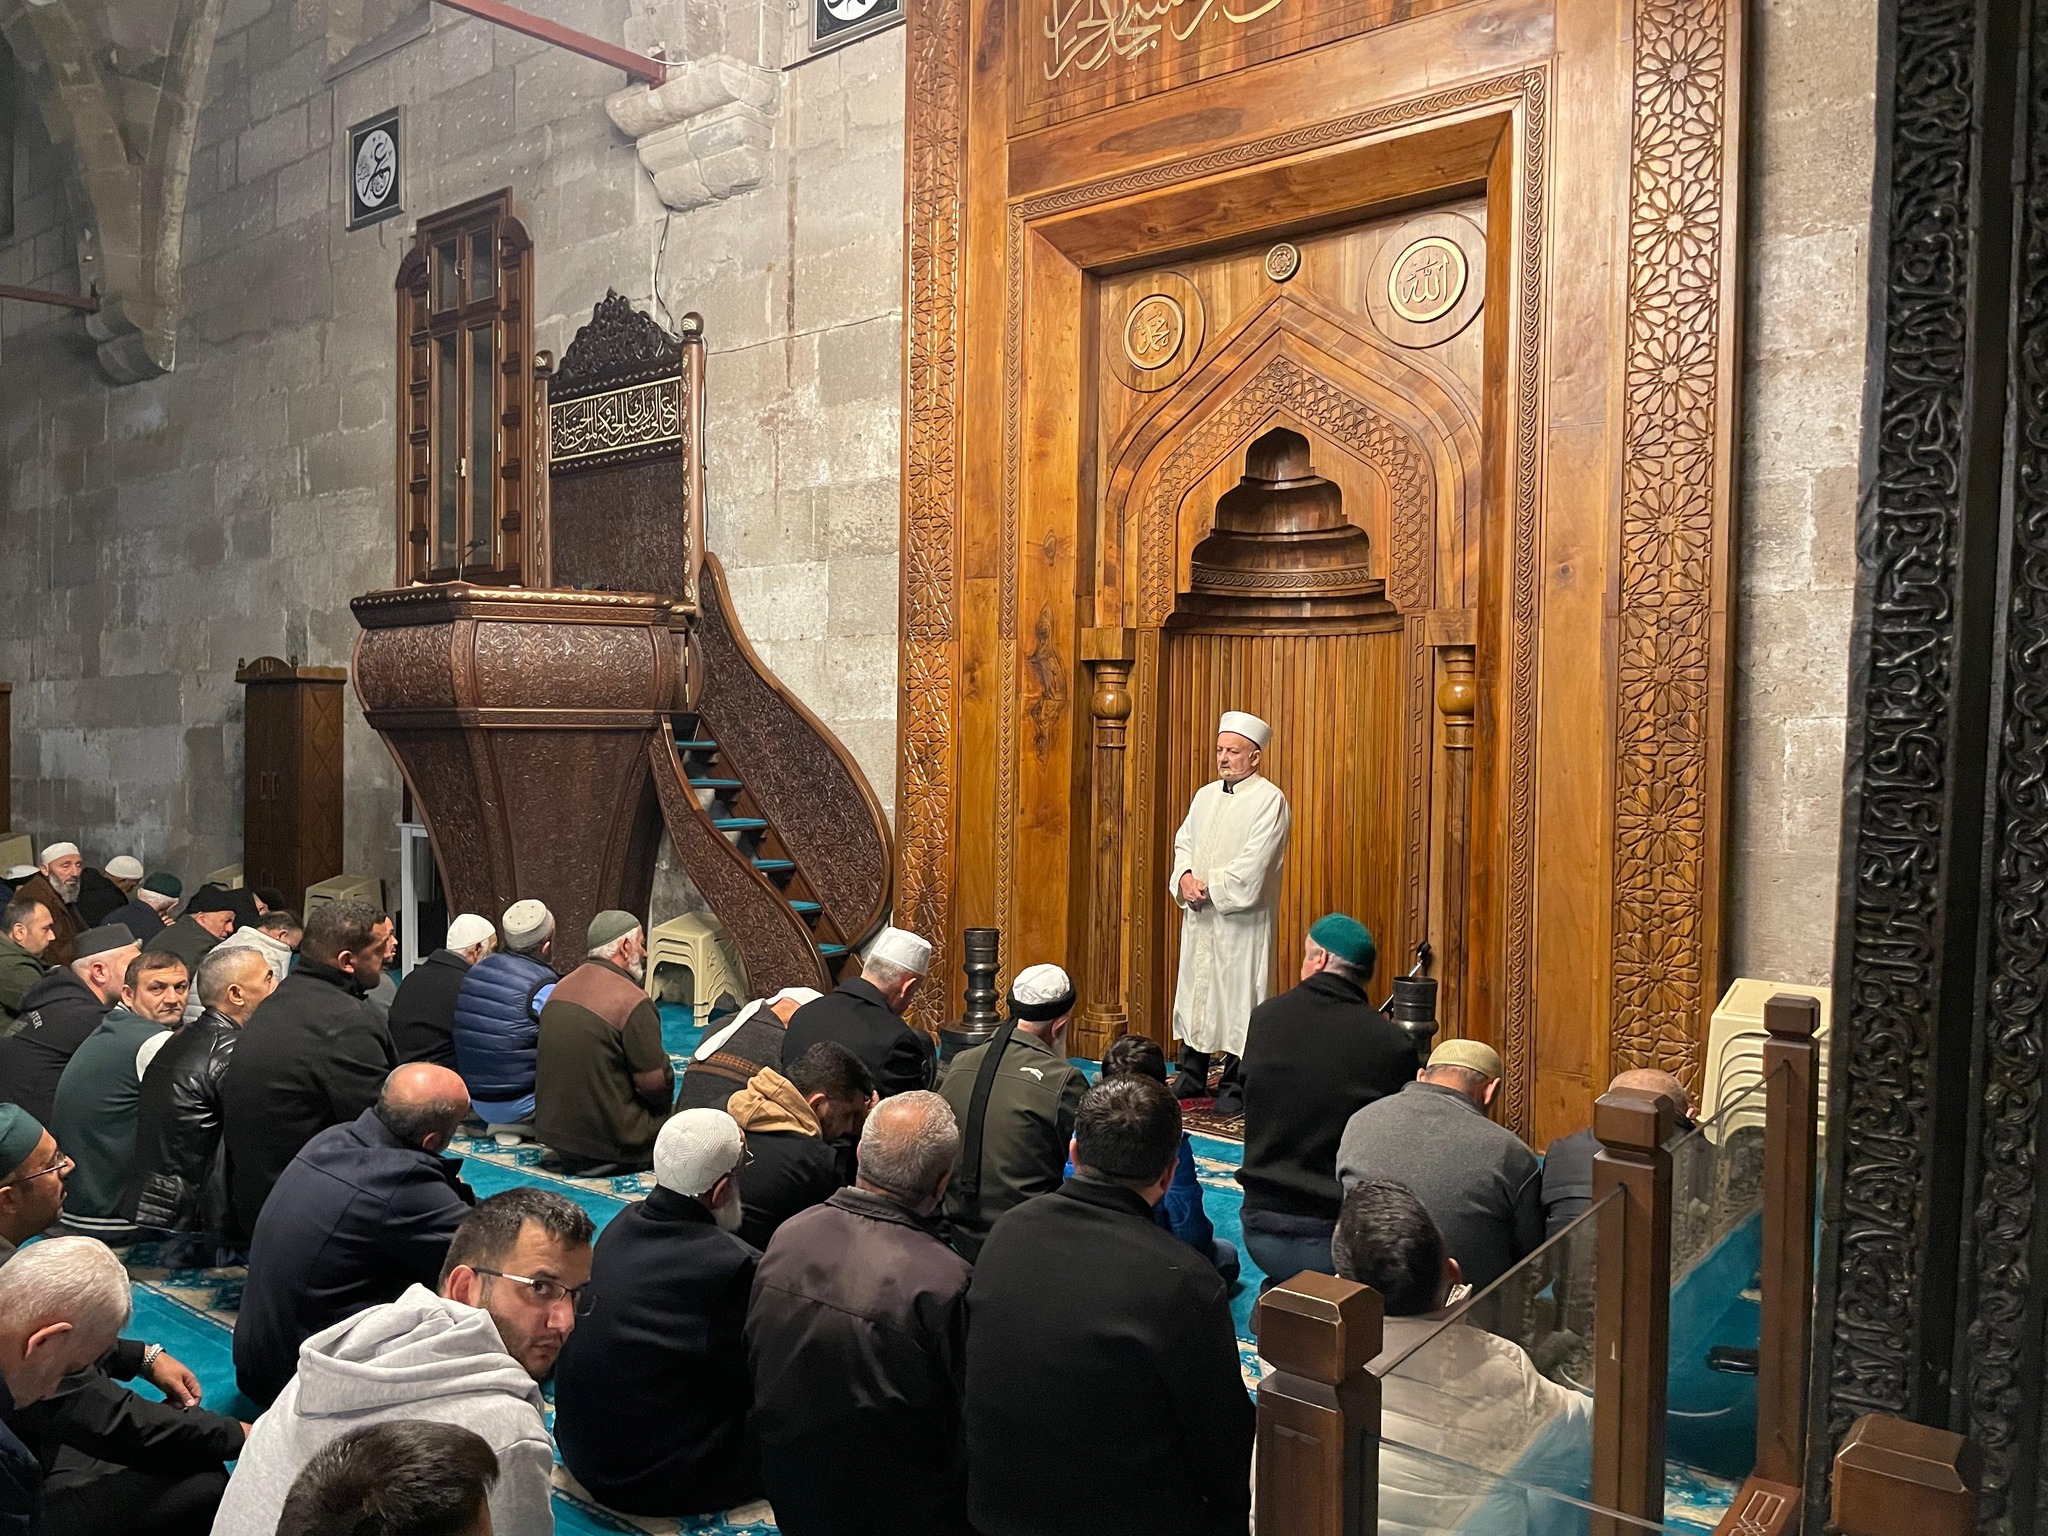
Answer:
[{"left": 1168, "top": 772, "right": 1292, "bottom": 1056}]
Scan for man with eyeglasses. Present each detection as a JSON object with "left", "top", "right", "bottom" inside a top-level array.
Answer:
[
  {"left": 553, "top": 1107, "right": 763, "bottom": 1518},
  {"left": 0, "top": 1103, "right": 248, "bottom": 1536},
  {"left": 214, "top": 1185, "right": 595, "bottom": 1536}
]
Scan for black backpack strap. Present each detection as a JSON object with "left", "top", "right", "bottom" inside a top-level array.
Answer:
[{"left": 954, "top": 1018, "right": 1019, "bottom": 1204}]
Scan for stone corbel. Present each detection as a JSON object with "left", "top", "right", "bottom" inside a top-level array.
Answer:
[{"left": 606, "top": 56, "right": 779, "bottom": 213}]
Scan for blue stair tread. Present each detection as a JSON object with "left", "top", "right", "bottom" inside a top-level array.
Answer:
[
  {"left": 817, "top": 943, "right": 849, "bottom": 957},
  {"left": 689, "top": 777, "right": 743, "bottom": 789},
  {"left": 675, "top": 738, "right": 718, "bottom": 750},
  {"left": 753, "top": 858, "right": 796, "bottom": 872},
  {"left": 714, "top": 816, "right": 768, "bottom": 831},
  {"left": 787, "top": 900, "right": 822, "bottom": 914}
]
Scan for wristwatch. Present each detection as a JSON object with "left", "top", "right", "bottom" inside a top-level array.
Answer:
[{"left": 139, "top": 1342, "right": 164, "bottom": 1371}]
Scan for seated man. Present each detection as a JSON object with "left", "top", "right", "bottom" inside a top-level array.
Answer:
[
  {"left": 1337, "top": 1038, "right": 1543, "bottom": 1293},
  {"left": 103, "top": 873, "right": 179, "bottom": 946},
  {"left": 0, "top": 896, "right": 56, "bottom": 1033},
  {"left": 1237, "top": 915, "right": 1421, "bottom": 1287},
  {"left": 49, "top": 950, "right": 189, "bottom": 1241},
  {"left": 936, "top": 963, "right": 1088, "bottom": 1260},
  {"left": 143, "top": 885, "right": 240, "bottom": 973},
  {"left": 389, "top": 913, "right": 496, "bottom": 1069},
  {"left": 128, "top": 946, "right": 277, "bottom": 1257},
  {"left": 1542, "top": 1068, "right": 1693, "bottom": 1236},
  {"left": 727, "top": 1042, "right": 875, "bottom": 1248},
  {"left": 783, "top": 927, "right": 936, "bottom": 1097},
  {"left": 0, "top": 925, "right": 141, "bottom": 1124},
  {"left": 451, "top": 900, "right": 556, "bottom": 1139},
  {"left": 965, "top": 1076, "right": 1252, "bottom": 1536},
  {"left": 747, "top": 1091, "right": 972, "bottom": 1536},
  {"left": 1093, "top": 1034, "right": 1238, "bottom": 1284},
  {"left": 213, "top": 1186, "right": 593, "bottom": 1536},
  {"left": 1334, "top": 1179, "right": 1591, "bottom": 1530},
  {"left": 234, "top": 1064, "right": 478, "bottom": 1407},
  {"left": 534, "top": 912, "right": 674, "bottom": 1175},
  {"left": 676, "top": 985, "right": 822, "bottom": 1110},
  {"left": 74, "top": 856, "right": 143, "bottom": 929},
  {"left": 278, "top": 1421, "right": 501, "bottom": 1536},
  {"left": 0, "top": 1238, "right": 137, "bottom": 1532},
  {"left": 553, "top": 1108, "right": 761, "bottom": 1516},
  {"left": 0, "top": 1106, "right": 246, "bottom": 1536},
  {"left": 11, "top": 843, "right": 84, "bottom": 967},
  {"left": 208, "top": 907, "right": 305, "bottom": 986},
  {"left": 221, "top": 899, "right": 397, "bottom": 1246}
]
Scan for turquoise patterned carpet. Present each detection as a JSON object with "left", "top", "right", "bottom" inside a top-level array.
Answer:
[{"left": 119, "top": 1005, "right": 1728, "bottom": 1533}]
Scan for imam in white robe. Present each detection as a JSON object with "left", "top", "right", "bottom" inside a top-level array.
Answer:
[{"left": 1168, "top": 771, "right": 1291, "bottom": 1057}]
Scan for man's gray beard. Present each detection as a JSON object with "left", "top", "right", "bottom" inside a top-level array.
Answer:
[
  {"left": 714, "top": 1186, "right": 744, "bottom": 1232},
  {"left": 627, "top": 956, "right": 646, "bottom": 984},
  {"left": 51, "top": 876, "right": 79, "bottom": 904}
]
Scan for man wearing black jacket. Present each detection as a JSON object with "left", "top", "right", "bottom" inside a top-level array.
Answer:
[
  {"left": 781, "top": 928, "right": 935, "bottom": 1098},
  {"left": 0, "top": 1104, "right": 246, "bottom": 1535},
  {"left": 726, "top": 1043, "right": 874, "bottom": 1249},
  {"left": 964, "top": 1076, "right": 1252, "bottom": 1536},
  {"left": 386, "top": 914, "right": 496, "bottom": 1069},
  {"left": 1236, "top": 913, "right": 1418, "bottom": 1288},
  {"left": 233, "top": 1064, "right": 477, "bottom": 1406},
  {"left": 0, "top": 926, "right": 140, "bottom": 1124},
  {"left": 220, "top": 900, "right": 396, "bottom": 1243}
]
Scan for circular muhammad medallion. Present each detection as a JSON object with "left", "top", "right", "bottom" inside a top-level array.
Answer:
[
  {"left": 1123, "top": 294, "right": 1186, "bottom": 372},
  {"left": 824, "top": 0, "right": 881, "bottom": 20},
  {"left": 353, "top": 126, "right": 397, "bottom": 210},
  {"left": 1387, "top": 236, "right": 1468, "bottom": 324},
  {"left": 1264, "top": 242, "right": 1301, "bottom": 283}
]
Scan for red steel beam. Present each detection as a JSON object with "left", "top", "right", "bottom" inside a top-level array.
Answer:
[
  {"left": 432, "top": 0, "right": 666, "bottom": 83},
  {"left": 0, "top": 283, "right": 99, "bottom": 313}
]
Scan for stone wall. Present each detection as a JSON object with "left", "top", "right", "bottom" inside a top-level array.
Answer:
[
  {"left": 0, "top": 0, "right": 905, "bottom": 900},
  {"left": 1726, "top": 0, "right": 1875, "bottom": 988}
]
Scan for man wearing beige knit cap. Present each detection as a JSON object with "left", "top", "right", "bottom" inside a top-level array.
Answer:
[{"left": 1333, "top": 1038, "right": 1543, "bottom": 1293}]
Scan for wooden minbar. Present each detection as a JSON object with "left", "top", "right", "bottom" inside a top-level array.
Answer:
[{"left": 236, "top": 657, "right": 346, "bottom": 906}]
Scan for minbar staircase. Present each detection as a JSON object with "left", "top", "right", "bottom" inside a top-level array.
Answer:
[{"left": 647, "top": 555, "right": 892, "bottom": 998}]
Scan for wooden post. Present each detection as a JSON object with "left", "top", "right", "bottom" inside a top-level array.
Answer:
[
  {"left": 1832, "top": 1415, "right": 1979, "bottom": 1536},
  {"left": 677, "top": 313, "right": 708, "bottom": 615},
  {"left": 1435, "top": 642, "right": 1475, "bottom": 1042},
  {"left": 1591, "top": 1085, "right": 1676, "bottom": 1532},
  {"left": 1757, "top": 992, "right": 1819, "bottom": 1493},
  {"left": 1255, "top": 1271, "right": 1381, "bottom": 1536},
  {"left": 1078, "top": 627, "right": 1137, "bottom": 1057}
]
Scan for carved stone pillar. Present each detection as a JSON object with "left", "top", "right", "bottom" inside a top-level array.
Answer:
[
  {"left": 1079, "top": 627, "right": 1138, "bottom": 1057},
  {"left": 1436, "top": 644, "right": 1476, "bottom": 1042}
]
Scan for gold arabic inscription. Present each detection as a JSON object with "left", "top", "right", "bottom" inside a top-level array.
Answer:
[{"left": 1044, "top": 0, "right": 1288, "bottom": 77}]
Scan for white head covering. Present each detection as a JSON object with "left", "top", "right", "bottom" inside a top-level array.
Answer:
[
  {"left": 1012, "top": 964, "right": 1074, "bottom": 1007},
  {"left": 866, "top": 926, "right": 932, "bottom": 977},
  {"left": 38, "top": 842, "right": 80, "bottom": 866},
  {"left": 500, "top": 899, "right": 554, "bottom": 949},
  {"left": 105, "top": 856, "right": 145, "bottom": 881},
  {"left": 653, "top": 1108, "right": 744, "bottom": 1197},
  {"left": 4, "top": 867, "right": 36, "bottom": 882},
  {"left": 693, "top": 986, "right": 823, "bottom": 1061},
  {"left": 444, "top": 913, "right": 496, "bottom": 952},
  {"left": 1218, "top": 711, "right": 1271, "bottom": 749}
]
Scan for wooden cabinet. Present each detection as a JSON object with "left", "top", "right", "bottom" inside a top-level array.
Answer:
[{"left": 236, "top": 658, "right": 346, "bottom": 907}]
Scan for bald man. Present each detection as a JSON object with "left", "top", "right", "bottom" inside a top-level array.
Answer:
[
  {"left": 1539, "top": 1068, "right": 1694, "bottom": 1238},
  {"left": 233, "top": 1064, "right": 478, "bottom": 1406}
]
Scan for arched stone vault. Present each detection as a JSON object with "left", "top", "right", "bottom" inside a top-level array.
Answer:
[{"left": 0, "top": 0, "right": 225, "bottom": 382}]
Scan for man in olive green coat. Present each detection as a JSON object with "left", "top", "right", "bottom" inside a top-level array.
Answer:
[
  {"left": 0, "top": 897, "right": 55, "bottom": 1036},
  {"left": 936, "top": 962, "right": 1088, "bottom": 1261},
  {"left": 145, "top": 886, "right": 240, "bottom": 973}
]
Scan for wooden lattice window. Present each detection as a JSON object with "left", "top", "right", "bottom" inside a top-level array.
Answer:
[{"left": 394, "top": 189, "right": 535, "bottom": 585}]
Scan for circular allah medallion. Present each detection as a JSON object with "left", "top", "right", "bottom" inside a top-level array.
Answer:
[
  {"left": 1387, "top": 236, "right": 1468, "bottom": 324},
  {"left": 824, "top": 0, "right": 881, "bottom": 20},
  {"left": 1124, "top": 294, "right": 1187, "bottom": 372},
  {"left": 1264, "top": 242, "right": 1301, "bottom": 283}
]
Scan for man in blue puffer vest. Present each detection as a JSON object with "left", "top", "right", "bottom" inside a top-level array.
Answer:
[{"left": 451, "top": 900, "right": 557, "bottom": 1144}]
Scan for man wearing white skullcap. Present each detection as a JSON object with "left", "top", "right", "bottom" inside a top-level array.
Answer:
[
  {"left": 935, "top": 961, "right": 1089, "bottom": 1260},
  {"left": 74, "top": 854, "right": 144, "bottom": 928},
  {"left": 552, "top": 1107, "right": 764, "bottom": 1515},
  {"left": 387, "top": 914, "right": 498, "bottom": 1070},
  {"left": 14, "top": 843, "right": 86, "bottom": 967},
  {"left": 677, "top": 984, "right": 824, "bottom": 1110},
  {"left": 1167, "top": 710, "right": 1291, "bottom": 1111},
  {"left": 783, "top": 925, "right": 937, "bottom": 1098}
]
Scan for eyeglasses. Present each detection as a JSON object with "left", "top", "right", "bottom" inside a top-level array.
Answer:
[
  {"left": 471, "top": 1267, "right": 586, "bottom": 1306},
  {"left": 0, "top": 1154, "right": 72, "bottom": 1192}
]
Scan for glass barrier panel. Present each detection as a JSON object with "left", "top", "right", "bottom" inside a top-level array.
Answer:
[
  {"left": 1669, "top": 1074, "right": 1767, "bottom": 1280},
  {"left": 1375, "top": 1435, "right": 1674, "bottom": 1535}
]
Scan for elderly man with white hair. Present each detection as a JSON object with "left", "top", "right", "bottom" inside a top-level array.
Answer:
[
  {"left": 0, "top": 926, "right": 142, "bottom": 1124},
  {"left": 1167, "top": 710, "right": 1292, "bottom": 1113},
  {"left": 747, "top": 1091, "right": 973, "bottom": 1536},
  {"left": 534, "top": 911, "right": 674, "bottom": 1175},
  {"left": 554, "top": 1107, "right": 762, "bottom": 1517},
  {"left": 935, "top": 962, "right": 1088, "bottom": 1261},
  {"left": 11, "top": 843, "right": 86, "bottom": 968},
  {"left": 388, "top": 913, "right": 497, "bottom": 1071},
  {"left": 0, "top": 1236, "right": 136, "bottom": 1528},
  {"left": 783, "top": 926, "right": 937, "bottom": 1099}
]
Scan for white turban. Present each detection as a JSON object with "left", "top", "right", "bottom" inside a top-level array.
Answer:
[{"left": 1218, "top": 711, "right": 1271, "bottom": 748}]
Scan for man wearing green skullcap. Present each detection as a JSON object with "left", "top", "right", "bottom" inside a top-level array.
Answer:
[{"left": 1234, "top": 914, "right": 1421, "bottom": 1289}]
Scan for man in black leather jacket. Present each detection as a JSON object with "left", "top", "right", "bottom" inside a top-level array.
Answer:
[
  {"left": 0, "top": 1103, "right": 247, "bottom": 1536},
  {"left": 127, "top": 947, "right": 277, "bottom": 1261}
]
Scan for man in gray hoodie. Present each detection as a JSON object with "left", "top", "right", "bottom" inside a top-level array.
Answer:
[{"left": 211, "top": 1186, "right": 595, "bottom": 1536}]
